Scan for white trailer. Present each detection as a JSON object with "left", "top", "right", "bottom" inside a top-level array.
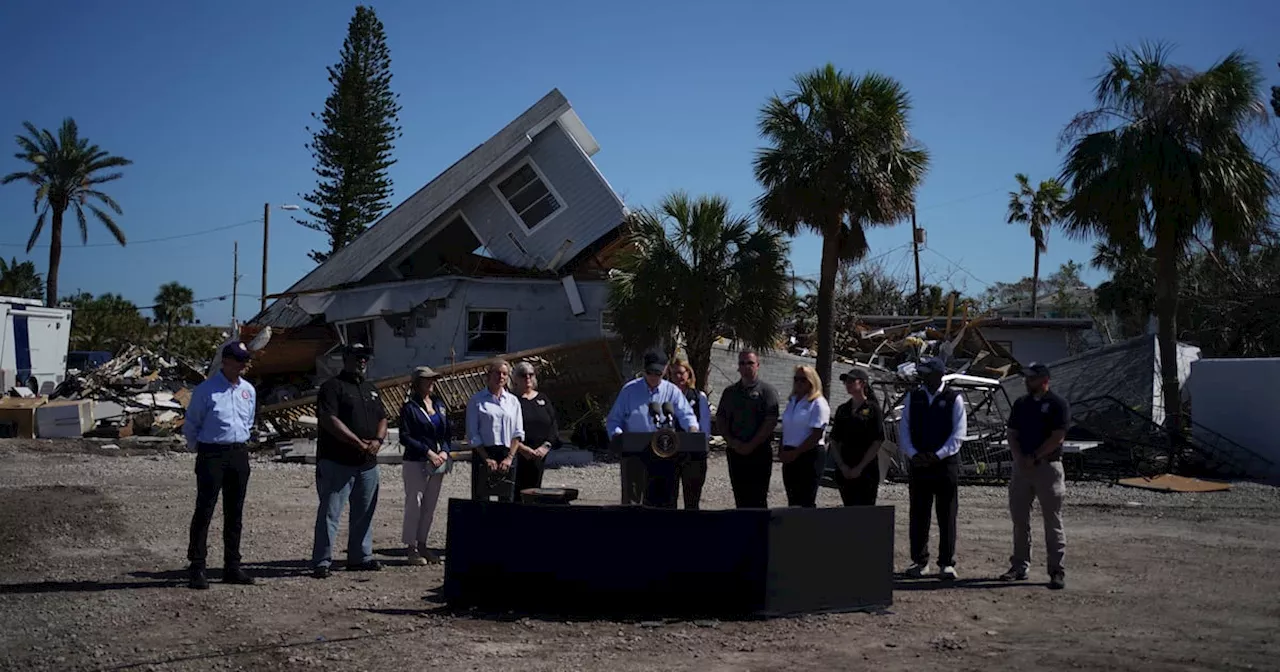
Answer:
[{"left": 0, "top": 297, "right": 72, "bottom": 395}]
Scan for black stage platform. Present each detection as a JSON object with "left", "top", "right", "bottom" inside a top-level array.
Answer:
[{"left": 442, "top": 499, "right": 894, "bottom": 618}]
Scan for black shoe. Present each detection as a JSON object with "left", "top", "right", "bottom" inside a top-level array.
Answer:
[
  {"left": 349, "top": 560, "right": 383, "bottom": 572},
  {"left": 223, "top": 567, "right": 256, "bottom": 585},
  {"left": 312, "top": 566, "right": 331, "bottom": 579},
  {"left": 188, "top": 568, "right": 209, "bottom": 590},
  {"left": 1049, "top": 572, "right": 1066, "bottom": 590},
  {"left": 998, "top": 568, "right": 1028, "bottom": 581}
]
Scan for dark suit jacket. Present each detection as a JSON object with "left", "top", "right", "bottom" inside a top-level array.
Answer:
[{"left": 399, "top": 395, "right": 451, "bottom": 462}]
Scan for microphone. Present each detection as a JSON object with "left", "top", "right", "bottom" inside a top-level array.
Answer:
[
  {"left": 648, "top": 402, "right": 662, "bottom": 427},
  {"left": 661, "top": 402, "right": 680, "bottom": 430}
]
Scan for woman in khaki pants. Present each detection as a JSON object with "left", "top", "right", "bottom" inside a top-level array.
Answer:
[{"left": 399, "top": 367, "right": 452, "bottom": 565}]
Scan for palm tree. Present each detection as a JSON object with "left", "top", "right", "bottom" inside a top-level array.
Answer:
[
  {"left": 2, "top": 118, "right": 131, "bottom": 307},
  {"left": 1059, "top": 44, "right": 1278, "bottom": 437},
  {"left": 754, "top": 64, "right": 930, "bottom": 395},
  {"left": 154, "top": 282, "right": 196, "bottom": 350},
  {"left": 1006, "top": 174, "right": 1066, "bottom": 317},
  {"left": 0, "top": 257, "right": 44, "bottom": 301},
  {"left": 606, "top": 191, "right": 791, "bottom": 391}
]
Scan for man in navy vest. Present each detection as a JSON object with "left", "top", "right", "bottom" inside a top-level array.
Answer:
[{"left": 897, "top": 357, "right": 967, "bottom": 581}]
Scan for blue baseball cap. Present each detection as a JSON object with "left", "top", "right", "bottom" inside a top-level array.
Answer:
[
  {"left": 221, "top": 341, "right": 251, "bottom": 363},
  {"left": 916, "top": 357, "right": 946, "bottom": 375}
]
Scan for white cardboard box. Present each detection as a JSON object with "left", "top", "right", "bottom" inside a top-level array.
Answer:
[{"left": 36, "top": 399, "right": 94, "bottom": 438}]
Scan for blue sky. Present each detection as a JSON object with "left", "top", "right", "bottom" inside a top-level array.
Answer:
[{"left": 1, "top": 0, "right": 1276, "bottom": 325}]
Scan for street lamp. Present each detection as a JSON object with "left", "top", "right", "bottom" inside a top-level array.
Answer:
[{"left": 262, "top": 203, "right": 301, "bottom": 313}]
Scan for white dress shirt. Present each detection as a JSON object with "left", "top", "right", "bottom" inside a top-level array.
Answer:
[
  {"left": 466, "top": 388, "right": 525, "bottom": 447},
  {"left": 897, "top": 384, "right": 968, "bottom": 459},
  {"left": 781, "top": 395, "right": 831, "bottom": 447}
]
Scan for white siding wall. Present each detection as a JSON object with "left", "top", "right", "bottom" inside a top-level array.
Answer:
[{"left": 358, "top": 279, "right": 611, "bottom": 379}]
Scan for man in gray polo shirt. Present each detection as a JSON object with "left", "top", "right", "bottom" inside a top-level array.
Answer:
[{"left": 715, "top": 349, "right": 780, "bottom": 508}]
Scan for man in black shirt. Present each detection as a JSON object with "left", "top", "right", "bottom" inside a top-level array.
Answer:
[
  {"left": 310, "top": 343, "right": 388, "bottom": 578},
  {"left": 715, "top": 349, "right": 780, "bottom": 509},
  {"left": 1001, "top": 362, "right": 1069, "bottom": 590}
]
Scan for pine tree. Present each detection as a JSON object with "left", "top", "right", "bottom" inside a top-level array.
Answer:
[{"left": 297, "top": 5, "right": 402, "bottom": 264}]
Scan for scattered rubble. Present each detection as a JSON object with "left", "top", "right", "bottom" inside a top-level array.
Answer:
[{"left": 48, "top": 345, "right": 208, "bottom": 439}]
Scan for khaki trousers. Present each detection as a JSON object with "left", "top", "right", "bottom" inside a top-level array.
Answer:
[{"left": 1009, "top": 459, "right": 1066, "bottom": 575}]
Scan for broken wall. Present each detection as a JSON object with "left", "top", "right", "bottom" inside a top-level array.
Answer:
[{"left": 344, "top": 278, "right": 612, "bottom": 380}]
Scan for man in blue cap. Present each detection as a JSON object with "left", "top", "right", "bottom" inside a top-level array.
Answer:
[
  {"left": 183, "top": 341, "right": 258, "bottom": 589},
  {"left": 897, "top": 356, "right": 967, "bottom": 581},
  {"left": 1001, "top": 362, "right": 1069, "bottom": 590},
  {"left": 606, "top": 349, "right": 699, "bottom": 508}
]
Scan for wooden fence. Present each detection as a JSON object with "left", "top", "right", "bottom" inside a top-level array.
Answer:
[{"left": 259, "top": 338, "right": 627, "bottom": 441}]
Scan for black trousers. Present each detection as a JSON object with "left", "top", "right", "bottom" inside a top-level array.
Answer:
[
  {"left": 909, "top": 456, "right": 959, "bottom": 567},
  {"left": 678, "top": 456, "right": 707, "bottom": 510},
  {"left": 471, "top": 446, "right": 517, "bottom": 502},
  {"left": 188, "top": 446, "right": 251, "bottom": 569},
  {"left": 515, "top": 452, "right": 546, "bottom": 493},
  {"left": 726, "top": 446, "right": 772, "bottom": 509},
  {"left": 642, "top": 455, "right": 679, "bottom": 508},
  {"left": 620, "top": 455, "right": 646, "bottom": 505},
  {"left": 781, "top": 447, "right": 824, "bottom": 508},
  {"left": 835, "top": 457, "right": 881, "bottom": 506}
]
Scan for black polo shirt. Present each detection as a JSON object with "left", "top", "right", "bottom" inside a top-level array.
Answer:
[
  {"left": 831, "top": 398, "right": 885, "bottom": 466},
  {"left": 715, "top": 379, "right": 780, "bottom": 448},
  {"left": 1007, "top": 390, "right": 1070, "bottom": 459},
  {"left": 316, "top": 370, "right": 388, "bottom": 468}
]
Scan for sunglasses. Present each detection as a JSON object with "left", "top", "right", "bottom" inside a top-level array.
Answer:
[
  {"left": 793, "top": 376, "right": 807, "bottom": 382},
  {"left": 738, "top": 361, "right": 756, "bottom": 366}
]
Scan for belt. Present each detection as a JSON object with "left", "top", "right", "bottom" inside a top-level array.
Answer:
[{"left": 197, "top": 442, "right": 248, "bottom": 453}]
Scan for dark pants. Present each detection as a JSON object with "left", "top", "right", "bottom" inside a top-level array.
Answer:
[
  {"left": 642, "top": 455, "right": 679, "bottom": 508},
  {"left": 781, "top": 447, "right": 824, "bottom": 508},
  {"left": 620, "top": 455, "right": 646, "bottom": 505},
  {"left": 471, "top": 446, "right": 517, "bottom": 502},
  {"left": 726, "top": 446, "right": 772, "bottom": 509},
  {"left": 515, "top": 453, "right": 546, "bottom": 493},
  {"left": 909, "top": 456, "right": 959, "bottom": 567},
  {"left": 188, "top": 445, "right": 250, "bottom": 569},
  {"left": 836, "top": 457, "right": 881, "bottom": 506},
  {"left": 678, "top": 456, "right": 707, "bottom": 510}
]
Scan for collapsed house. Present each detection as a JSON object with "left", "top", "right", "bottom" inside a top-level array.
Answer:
[{"left": 245, "top": 89, "right": 629, "bottom": 397}]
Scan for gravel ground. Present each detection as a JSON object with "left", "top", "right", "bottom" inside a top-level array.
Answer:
[{"left": 1, "top": 439, "right": 1278, "bottom": 671}]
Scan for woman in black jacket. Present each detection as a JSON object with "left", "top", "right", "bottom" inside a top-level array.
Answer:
[{"left": 399, "top": 366, "right": 451, "bottom": 565}]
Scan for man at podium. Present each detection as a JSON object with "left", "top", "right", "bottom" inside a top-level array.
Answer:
[{"left": 606, "top": 350, "right": 700, "bottom": 508}]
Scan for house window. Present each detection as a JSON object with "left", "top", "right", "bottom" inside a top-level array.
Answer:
[
  {"left": 467, "top": 310, "right": 509, "bottom": 355},
  {"left": 600, "top": 309, "right": 617, "bottom": 336},
  {"left": 494, "top": 160, "right": 562, "bottom": 231},
  {"left": 337, "top": 319, "right": 375, "bottom": 347}
]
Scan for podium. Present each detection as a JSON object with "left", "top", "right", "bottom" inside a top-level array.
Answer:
[
  {"left": 610, "top": 431, "right": 707, "bottom": 507},
  {"left": 443, "top": 499, "right": 895, "bottom": 618}
]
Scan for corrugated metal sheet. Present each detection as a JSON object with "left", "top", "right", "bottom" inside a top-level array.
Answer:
[{"left": 251, "top": 89, "right": 571, "bottom": 328}]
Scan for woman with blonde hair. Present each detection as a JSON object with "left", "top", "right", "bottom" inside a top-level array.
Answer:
[
  {"left": 779, "top": 365, "right": 831, "bottom": 507},
  {"left": 668, "top": 358, "right": 712, "bottom": 509},
  {"left": 398, "top": 366, "right": 451, "bottom": 565}
]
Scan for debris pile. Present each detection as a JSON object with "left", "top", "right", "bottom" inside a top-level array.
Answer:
[
  {"left": 795, "top": 317, "right": 1021, "bottom": 379},
  {"left": 52, "top": 345, "right": 207, "bottom": 438}
]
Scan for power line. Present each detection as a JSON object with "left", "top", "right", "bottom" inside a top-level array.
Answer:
[
  {"left": 63, "top": 293, "right": 261, "bottom": 314},
  {"left": 793, "top": 243, "right": 911, "bottom": 280},
  {"left": 923, "top": 247, "right": 992, "bottom": 288},
  {"left": 0, "top": 217, "right": 263, "bottom": 249}
]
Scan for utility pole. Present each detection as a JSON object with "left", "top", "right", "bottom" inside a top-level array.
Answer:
[
  {"left": 231, "top": 241, "right": 240, "bottom": 325},
  {"left": 911, "top": 204, "right": 922, "bottom": 314},
  {"left": 260, "top": 202, "right": 270, "bottom": 313}
]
